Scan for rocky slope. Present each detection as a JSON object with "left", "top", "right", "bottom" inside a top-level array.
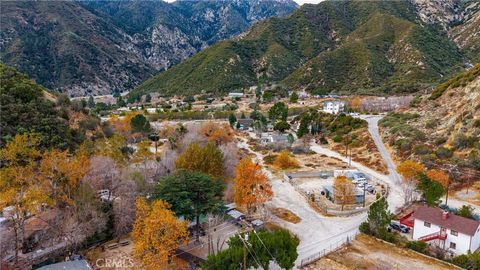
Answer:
[
  {"left": 0, "top": 0, "right": 297, "bottom": 96},
  {"left": 379, "top": 65, "right": 480, "bottom": 182},
  {"left": 131, "top": 0, "right": 478, "bottom": 98}
]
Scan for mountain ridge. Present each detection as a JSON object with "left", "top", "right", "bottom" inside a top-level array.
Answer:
[
  {"left": 0, "top": 0, "right": 298, "bottom": 96},
  {"left": 130, "top": 0, "right": 475, "bottom": 98}
]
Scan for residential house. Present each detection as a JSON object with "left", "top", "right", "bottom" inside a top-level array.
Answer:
[
  {"left": 410, "top": 206, "right": 480, "bottom": 255},
  {"left": 322, "top": 101, "right": 345, "bottom": 114},
  {"left": 237, "top": 119, "right": 254, "bottom": 130},
  {"left": 323, "top": 185, "right": 365, "bottom": 204}
]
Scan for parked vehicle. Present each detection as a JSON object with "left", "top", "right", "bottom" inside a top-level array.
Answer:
[{"left": 390, "top": 222, "right": 410, "bottom": 233}]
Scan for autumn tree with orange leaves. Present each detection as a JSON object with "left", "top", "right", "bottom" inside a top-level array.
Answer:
[
  {"left": 200, "top": 121, "right": 233, "bottom": 145},
  {"left": 397, "top": 160, "right": 425, "bottom": 204},
  {"left": 0, "top": 135, "right": 52, "bottom": 262},
  {"left": 234, "top": 158, "right": 273, "bottom": 214},
  {"left": 273, "top": 150, "right": 300, "bottom": 169},
  {"left": 132, "top": 198, "right": 188, "bottom": 270},
  {"left": 39, "top": 149, "right": 90, "bottom": 207},
  {"left": 333, "top": 176, "right": 356, "bottom": 211},
  {"left": 426, "top": 169, "right": 450, "bottom": 204}
]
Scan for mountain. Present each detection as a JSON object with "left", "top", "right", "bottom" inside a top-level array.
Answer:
[
  {"left": 0, "top": 0, "right": 297, "bottom": 97},
  {"left": 131, "top": 0, "right": 478, "bottom": 98},
  {"left": 379, "top": 65, "right": 480, "bottom": 181}
]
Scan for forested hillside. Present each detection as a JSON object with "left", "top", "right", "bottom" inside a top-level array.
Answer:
[
  {"left": 0, "top": 64, "right": 104, "bottom": 150},
  {"left": 131, "top": 0, "right": 477, "bottom": 98}
]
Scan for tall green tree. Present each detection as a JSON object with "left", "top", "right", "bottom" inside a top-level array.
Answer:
[
  {"left": 130, "top": 114, "right": 151, "bottom": 133},
  {"left": 363, "top": 197, "right": 391, "bottom": 235},
  {"left": 228, "top": 113, "right": 237, "bottom": 128},
  {"left": 289, "top": 91, "right": 299, "bottom": 103},
  {"left": 87, "top": 96, "right": 95, "bottom": 108},
  {"left": 296, "top": 115, "right": 311, "bottom": 138},
  {"left": 202, "top": 229, "right": 299, "bottom": 270},
  {"left": 417, "top": 173, "right": 446, "bottom": 206},
  {"left": 268, "top": 102, "right": 288, "bottom": 122},
  {"left": 155, "top": 170, "right": 225, "bottom": 242}
]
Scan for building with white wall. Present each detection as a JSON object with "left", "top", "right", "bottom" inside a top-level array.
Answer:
[
  {"left": 322, "top": 101, "right": 345, "bottom": 114},
  {"left": 411, "top": 206, "right": 480, "bottom": 255}
]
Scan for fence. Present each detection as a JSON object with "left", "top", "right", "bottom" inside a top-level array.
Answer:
[{"left": 299, "top": 232, "right": 359, "bottom": 268}]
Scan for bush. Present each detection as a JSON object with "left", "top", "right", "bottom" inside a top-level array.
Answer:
[
  {"left": 414, "top": 144, "right": 432, "bottom": 155},
  {"left": 451, "top": 252, "right": 480, "bottom": 269},
  {"left": 454, "top": 134, "right": 475, "bottom": 149},
  {"left": 359, "top": 221, "right": 371, "bottom": 234},
  {"left": 436, "top": 147, "right": 453, "bottom": 159},
  {"left": 333, "top": 134, "right": 343, "bottom": 143},
  {"left": 406, "top": 240, "right": 428, "bottom": 253},
  {"left": 263, "top": 154, "right": 277, "bottom": 165},
  {"left": 273, "top": 150, "right": 300, "bottom": 169}
]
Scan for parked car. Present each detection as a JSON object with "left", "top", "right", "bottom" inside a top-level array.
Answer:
[
  {"left": 365, "top": 185, "right": 375, "bottom": 193},
  {"left": 390, "top": 222, "right": 410, "bottom": 233}
]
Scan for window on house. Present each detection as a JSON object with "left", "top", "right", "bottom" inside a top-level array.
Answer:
[
  {"left": 424, "top": 222, "right": 431, "bottom": 228},
  {"left": 451, "top": 230, "right": 458, "bottom": 236},
  {"left": 450, "top": 242, "right": 456, "bottom": 249}
]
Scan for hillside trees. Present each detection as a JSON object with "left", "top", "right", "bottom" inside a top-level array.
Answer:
[
  {"left": 155, "top": 171, "right": 225, "bottom": 242},
  {"left": 333, "top": 176, "right": 356, "bottom": 211},
  {"left": 234, "top": 158, "right": 272, "bottom": 214},
  {"left": 0, "top": 64, "right": 89, "bottom": 150},
  {"left": 132, "top": 198, "right": 188, "bottom": 269}
]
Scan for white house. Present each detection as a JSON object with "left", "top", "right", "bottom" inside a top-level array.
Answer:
[
  {"left": 411, "top": 206, "right": 480, "bottom": 255},
  {"left": 322, "top": 101, "right": 345, "bottom": 114}
]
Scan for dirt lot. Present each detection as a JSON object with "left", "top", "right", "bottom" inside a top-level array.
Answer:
[
  {"left": 302, "top": 234, "right": 458, "bottom": 270},
  {"left": 452, "top": 181, "right": 480, "bottom": 206},
  {"left": 271, "top": 208, "right": 301, "bottom": 223}
]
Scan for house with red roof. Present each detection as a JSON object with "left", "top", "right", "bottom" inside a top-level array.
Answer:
[{"left": 411, "top": 206, "right": 480, "bottom": 255}]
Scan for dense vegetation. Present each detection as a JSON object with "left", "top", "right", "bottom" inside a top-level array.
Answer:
[
  {"left": 0, "top": 64, "right": 100, "bottom": 150},
  {"left": 430, "top": 64, "right": 480, "bottom": 100},
  {"left": 130, "top": 0, "right": 468, "bottom": 98}
]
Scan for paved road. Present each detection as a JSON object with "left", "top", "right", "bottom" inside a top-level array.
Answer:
[{"left": 359, "top": 115, "right": 479, "bottom": 212}]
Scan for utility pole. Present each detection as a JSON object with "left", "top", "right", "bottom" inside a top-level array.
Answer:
[{"left": 241, "top": 236, "right": 247, "bottom": 270}]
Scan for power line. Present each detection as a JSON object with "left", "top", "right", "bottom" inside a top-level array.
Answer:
[{"left": 252, "top": 229, "right": 275, "bottom": 262}]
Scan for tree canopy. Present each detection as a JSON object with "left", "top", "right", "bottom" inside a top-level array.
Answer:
[
  {"left": 155, "top": 170, "right": 225, "bottom": 241},
  {"left": 132, "top": 198, "right": 188, "bottom": 269},
  {"left": 176, "top": 142, "right": 225, "bottom": 179},
  {"left": 202, "top": 229, "right": 299, "bottom": 270}
]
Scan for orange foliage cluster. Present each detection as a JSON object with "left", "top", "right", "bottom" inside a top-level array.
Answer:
[
  {"left": 200, "top": 121, "right": 233, "bottom": 145},
  {"left": 132, "top": 198, "right": 188, "bottom": 270},
  {"left": 273, "top": 150, "right": 300, "bottom": 169},
  {"left": 234, "top": 158, "right": 272, "bottom": 213}
]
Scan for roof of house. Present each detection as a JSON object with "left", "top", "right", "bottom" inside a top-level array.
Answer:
[
  {"left": 227, "top": 210, "right": 245, "bottom": 220},
  {"left": 413, "top": 206, "right": 480, "bottom": 236},
  {"left": 238, "top": 119, "right": 254, "bottom": 126},
  {"left": 36, "top": 260, "right": 92, "bottom": 270}
]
